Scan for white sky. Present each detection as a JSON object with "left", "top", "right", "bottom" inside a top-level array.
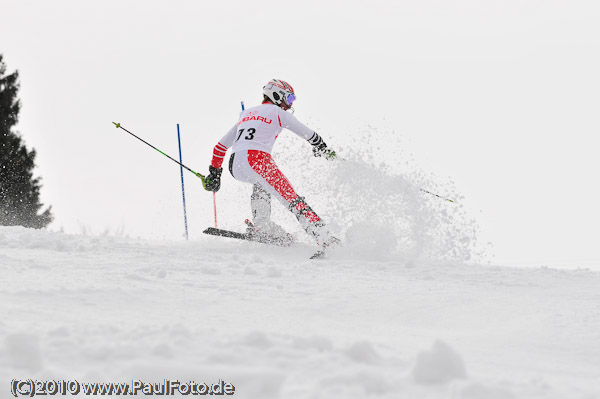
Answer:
[{"left": 2, "top": 0, "right": 600, "bottom": 268}]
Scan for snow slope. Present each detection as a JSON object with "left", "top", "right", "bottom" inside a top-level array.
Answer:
[{"left": 1, "top": 226, "right": 599, "bottom": 399}]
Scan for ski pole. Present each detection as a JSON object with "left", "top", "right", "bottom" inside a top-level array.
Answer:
[
  {"left": 209, "top": 102, "right": 245, "bottom": 229},
  {"left": 420, "top": 189, "right": 454, "bottom": 203},
  {"left": 176, "top": 123, "right": 189, "bottom": 239},
  {"left": 212, "top": 100, "right": 246, "bottom": 228},
  {"left": 212, "top": 192, "right": 218, "bottom": 228},
  {"left": 112, "top": 122, "right": 207, "bottom": 184}
]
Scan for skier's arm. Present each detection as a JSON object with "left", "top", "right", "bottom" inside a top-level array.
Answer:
[
  {"left": 204, "top": 124, "right": 237, "bottom": 192},
  {"left": 279, "top": 111, "right": 336, "bottom": 160},
  {"left": 211, "top": 124, "right": 237, "bottom": 169}
]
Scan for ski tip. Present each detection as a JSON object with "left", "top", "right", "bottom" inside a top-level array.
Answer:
[
  {"left": 112, "top": 122, "right": 121, "bottom": 128},
  {"left": 203, "top": 227, "right": 217, "bottom": 234}
]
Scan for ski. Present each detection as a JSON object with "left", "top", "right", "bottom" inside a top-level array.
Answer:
[
  {"left": 310, "top": 250, "right": 326, "bottom": 259},
  {"left": 203, "top": 227, "right": 294, "bottom": 247},
  {"left": 203, "top": 227, "right": 251, "bottom": 241},
  {"left": 203, "top": 226, "right": 340, "bottom": 260}
]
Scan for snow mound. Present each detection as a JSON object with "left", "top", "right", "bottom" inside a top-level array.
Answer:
[
  {"left": 412, "top": 340, "right": 467, "bottom": 384},
  {"left": 344, "top": 341, "right": 382, "bottom": 364}
]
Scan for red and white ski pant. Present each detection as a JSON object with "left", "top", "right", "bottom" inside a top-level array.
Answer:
[{"left": 228, "top": 150, "right": 324, "bottom": 235}]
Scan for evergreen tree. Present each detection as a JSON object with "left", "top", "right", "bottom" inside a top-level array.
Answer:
[{"left": 0, "top": 54, "right": 53, "bottom": 228}]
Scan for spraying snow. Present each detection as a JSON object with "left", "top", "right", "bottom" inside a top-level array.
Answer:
[{"left": 263, "top": 126, "right": 483, "bottom": 263}]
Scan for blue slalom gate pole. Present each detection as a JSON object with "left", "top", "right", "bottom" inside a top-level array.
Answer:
[
  {"left": 177, "top": 124, "right": 189, "bottom": 240},
  {"left": 241, "top": 101, "right": 245, "bottom": 111}
]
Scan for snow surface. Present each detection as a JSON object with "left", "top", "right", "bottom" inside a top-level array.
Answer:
[{"left": 1, "top": 225, "right": 599, "bottom": 399}]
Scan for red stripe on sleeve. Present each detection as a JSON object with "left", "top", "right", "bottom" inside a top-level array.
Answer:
[{"left": 211, "top": 142, "right": 229, "bottom": 168}]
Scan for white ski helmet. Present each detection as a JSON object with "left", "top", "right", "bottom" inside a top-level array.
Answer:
[{"left": 263, "top": 79, "right": 296, "bottom": 108}]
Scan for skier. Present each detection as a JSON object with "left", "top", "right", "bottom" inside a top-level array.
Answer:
[{"left": 202, "top": 79, "right": 339, "bottom": 251}]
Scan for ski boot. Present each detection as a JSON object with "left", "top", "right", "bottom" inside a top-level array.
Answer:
[
  {"left": 310, "top": 234, "right": 342, "bottom": 259},
  {"left": 245, "top": 219, "right": 295, "bottom": 247}
]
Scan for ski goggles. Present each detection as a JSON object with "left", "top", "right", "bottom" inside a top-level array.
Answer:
[{"left": 286, "top": 93, "right": 296, "bottom": 106}]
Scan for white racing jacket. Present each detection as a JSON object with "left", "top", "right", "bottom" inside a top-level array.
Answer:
[{"left": 211, "top": 103, "right": 323, "bottom": 168}]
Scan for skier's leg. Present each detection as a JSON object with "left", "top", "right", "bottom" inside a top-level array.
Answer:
[
  {"left": 230, "top": 151, "right": 287, "bottom": 237},
  {"left": 251, "top": 184, "right": 272, "bottom": 225},
  {"left": 288, "top": 196, "right": 327, "bottom": 239},
  {"left": 233, "top": 150, "right": 332, "bottom": 243}
]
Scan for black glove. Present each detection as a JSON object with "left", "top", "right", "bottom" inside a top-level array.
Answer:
[
  {"left": 312, "top": 142, "right": 337, "bottom": 160},
  {"left": 203, "top": 165, "right": 222, "bottom": 192}
]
